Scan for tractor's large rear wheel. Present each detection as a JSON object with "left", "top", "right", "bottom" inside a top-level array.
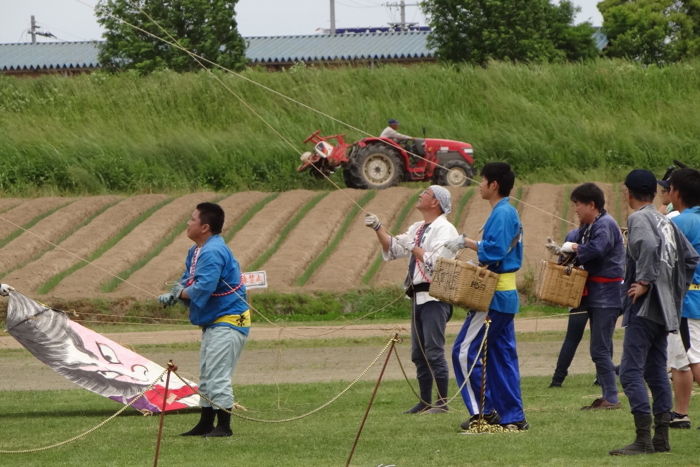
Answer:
[
  {"left": 434, "top": 159, "right": 474, "bottom": 187},
  {"left": 345, "top": 144, "right": 403, "bottom": 189}
]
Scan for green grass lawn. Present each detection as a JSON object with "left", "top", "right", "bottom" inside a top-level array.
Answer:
[{"left": 1, "top": 374, "right": 698, "bottom": 466}]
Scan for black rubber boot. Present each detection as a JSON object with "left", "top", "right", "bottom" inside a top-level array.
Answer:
[
  {"left": 180, "top": 406, "right": 215, "bottom": 436},
  {"left": 426, "top": 378, "right": 449, "bottom": 413},
  {"left": 404, "top": 377, "right": 432, "bottom": 414},
  {"left": 652, "top": 412, "right": 672, "bottom": 452},
  {"left": 205, "top": 409, "right": 233, "bottom": 437},
  {"left": 609, "top": 413, "right": 655, "bottom": 455}
]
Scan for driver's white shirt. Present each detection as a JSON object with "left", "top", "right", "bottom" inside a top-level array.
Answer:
[{"left": 380, "top": 126, "right": 411, "bottom": 141}]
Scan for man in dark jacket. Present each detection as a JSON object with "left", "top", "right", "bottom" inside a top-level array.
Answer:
[{"left": 549, "top": 183, "right": 625, "bottom": 409}]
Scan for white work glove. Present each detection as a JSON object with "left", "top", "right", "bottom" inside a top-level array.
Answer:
[
  {"left": 364, "top": 213, "right": 382, "bottom": 231},
  {"left": 158, "top": 283, "right": 184, "bottom": 308},
  {"left": 545, "top": 237, "right": 561, "bottom": 256},
  {"left": 444, "top": 234, "right": 466, "bottom": 253},
  {"left": 560, "top": 242, "right": 576, "bottom": 254},
  {"left": 0, "top": 283, "right": 14, "bottom": 296}
]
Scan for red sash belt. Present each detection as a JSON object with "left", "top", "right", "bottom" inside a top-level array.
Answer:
[{"left": 582, "top": 276, "right": 623, "bottom": 296}]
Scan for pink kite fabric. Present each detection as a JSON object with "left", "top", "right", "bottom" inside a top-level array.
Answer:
[{"left": 5, "top": 291, "right": 199, "bottom": 413}]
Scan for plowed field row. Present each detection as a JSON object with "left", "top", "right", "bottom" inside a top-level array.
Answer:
[{"left": 0, "top": 184, "right": 637, "bottom": 300}]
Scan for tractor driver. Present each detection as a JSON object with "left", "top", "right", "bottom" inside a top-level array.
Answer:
[
  {"left": 380, "top": 119, "right": 413, "bottom": 142},
  {"left": 380, "top": 119, "right": 421, "bottom": 164}
]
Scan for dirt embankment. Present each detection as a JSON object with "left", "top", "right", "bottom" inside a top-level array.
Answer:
[
  {"left": 122, "top": 192, "right": 270, "bottom": 297},
  {"left": 0, "top": 197, "right": 70, "bottom": 241},
  {"left": 0, "top": 184, "right": 615, "bottom": 299},
  {"left": 0, "top": 199, "right": 21, "bottom": 214},
  {"left": 519, "top": 184, "right": 563, "bottom": 275},
  {"left": 47, "top": 194, "right": 172, "bottom": 298},
  {"left": 306, "top": 187, "right": 417, "bottom": 291},
  {"left": 262, "top": 189, "right": 365, "bottom": 291},
  {"left": 3, "top": 196, "right": 120, "bottom": 291},
  {"left": 229, "top": 190, "right": 317, "bottom": 269}
]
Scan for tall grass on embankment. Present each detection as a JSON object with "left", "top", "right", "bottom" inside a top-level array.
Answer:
[{"left": 0, "top": 59, "right": 698, "bottom": 194}]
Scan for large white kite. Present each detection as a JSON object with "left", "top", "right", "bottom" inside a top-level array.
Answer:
[{"left": 4, "top": 289, "right": 199, "bottom": 413}]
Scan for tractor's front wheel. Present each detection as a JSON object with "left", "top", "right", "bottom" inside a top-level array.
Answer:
[
  {"left": 345, "top": 144, "right": 403, "bottom": 189},
  {"left": 434, "top": 159, "right": 474, "bottom": 187}
]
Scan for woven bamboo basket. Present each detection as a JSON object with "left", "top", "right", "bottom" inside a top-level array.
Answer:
[
  {"left": 535, "top": 260, "right": 588, "bottom": 308},
  {"left": 429, "top": 255, "right": 498, "bottom": 312}
]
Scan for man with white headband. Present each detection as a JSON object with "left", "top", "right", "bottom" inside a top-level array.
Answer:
[{"left": 365, "top": 185, "right": 458, "bottom": 414}]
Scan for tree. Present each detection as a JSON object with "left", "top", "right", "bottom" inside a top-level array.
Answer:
[
  {"left": 599, "top": 0, "right": 700, "bottom": 64},
  {"left": 422, "top": 0, "right": 598, "bottom": 65},
  {"left": 96, "top": 0, "right": 247, "bottom": 73}
]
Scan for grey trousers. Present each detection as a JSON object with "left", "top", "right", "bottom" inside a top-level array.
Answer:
[{"left": 411, "top": 299, "right": 450, "bottom": 381}]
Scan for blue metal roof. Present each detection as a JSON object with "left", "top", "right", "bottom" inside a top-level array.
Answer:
[
  {"left": 0, "top": 28, "right": 608, "bottom": 72},
  {"left": 0, "top": 41, "right": 101, "bottom": 72},
  {"left": 0, "top": 31, "right": 432, "bottom": 72},
  {"left": 244, "top": 31, "right": 432, "bottom": 64}
]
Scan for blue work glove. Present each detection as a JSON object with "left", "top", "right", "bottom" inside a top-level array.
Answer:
[{"left": 159, "top": 283, "right": 184, "bottom": 307}]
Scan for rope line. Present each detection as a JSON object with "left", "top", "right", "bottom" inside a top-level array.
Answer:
[
  {"left": 172, "top": 335, "right": 397, "bottom": 423},
  {"left": 0, "top": 368, "right": 168, "bottom": 454}
]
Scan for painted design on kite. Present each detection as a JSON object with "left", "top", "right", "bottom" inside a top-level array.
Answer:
[{"left": 4, "top": 290, "right": 199, "bottom": 413}]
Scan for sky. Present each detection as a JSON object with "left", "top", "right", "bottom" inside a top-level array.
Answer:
[{"left": 0, "top": 0, "right": 603, "bottom": 44}]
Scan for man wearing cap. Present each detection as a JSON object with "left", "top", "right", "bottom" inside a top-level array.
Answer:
[
  {"left": 380, "top": 119, "right": 412, "bottom": 141},
  {"left": 610, "top": 170, "right": 698, "bottom": 456},
  {"left": 364, "top": 186, "right": 458, "bottom": 414},
  {"left": 445, "top": 162, "right": 528, "bottom": 432}
]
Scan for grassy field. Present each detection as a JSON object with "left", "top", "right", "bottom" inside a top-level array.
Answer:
[
  {"left": 0, "top": 59, "right": 698, "bottom": 194},
  {"left": 1, "top": 375, "right": 699, "bottom": 466}
]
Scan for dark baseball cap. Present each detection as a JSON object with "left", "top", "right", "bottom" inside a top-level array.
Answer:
[
  {"left": 388, "top": 119, "right": 399, "bottom": 125},
  {"left": 625, "top": 169, "right": 657, "bottom": 195},
  {"left": 657, "top": 179, "right": 670, "bottom": 190}
]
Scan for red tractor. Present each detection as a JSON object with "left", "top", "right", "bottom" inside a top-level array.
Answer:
[{"left": 297, "top": 131, "right": 475, "bottom": 189}]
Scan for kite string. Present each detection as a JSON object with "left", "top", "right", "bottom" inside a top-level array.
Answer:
[{"left": 171, "top": 334, "right": 398, "bottom": 423}]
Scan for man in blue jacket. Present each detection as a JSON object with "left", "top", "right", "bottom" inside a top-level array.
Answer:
[
  {"left": 549, "top": 183, "right": 625, "bottom": 409},
  {"left": 667, "top": 168, "right": 700, "bottom": 432},
  {"left": 445, "top": 162, "right": 527, "bottom": 431},
  {"left": 159, "top": 202, "right": 249, "bottom": 438}
]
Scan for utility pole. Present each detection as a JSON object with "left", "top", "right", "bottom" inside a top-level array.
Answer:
[
  {"left": 30, "top": 15, "right": 37, "bottom": 44},
  {"left": 383, "top": 1, "right": 419, "bottom": 30},
  {"left": 29, "top": 15, "right": 56, "bottom": 44},
  {"left": 330, "top": 0, "right": 336, "bottom": 35}
]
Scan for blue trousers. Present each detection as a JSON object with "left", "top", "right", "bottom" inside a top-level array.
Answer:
[
  {"left": 199, "top": 326, "right": 247, "bottom": 408},
  {"left": 452, "top": 310, "right": 524, "bottom": 424},
  {"left": 552, "top": 307, "right": 619, "bottom": 402},
  {"left": 619, "top": 310, "right": 671, "bottom": 415},
  {"left": 589, "top": 308, "right": 620, "bottom": 403}
]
